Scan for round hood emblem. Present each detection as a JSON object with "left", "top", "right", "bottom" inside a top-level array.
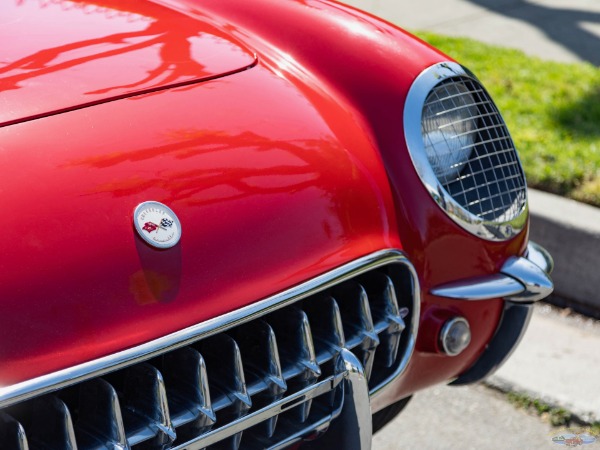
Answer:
[{"left": 134, "top": 201, "right": 181, "bottom": 249}]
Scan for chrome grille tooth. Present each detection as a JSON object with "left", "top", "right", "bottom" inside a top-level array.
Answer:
[
  {"left": 160, "top": 347, "right": 216, "bottom": 442},
  {"left": 360, "top": 272, "right": 407, "bottom": 368},
  {"left": 198, "top": 334, "right": 252, "bottom": 449},
  {"left": 269, "top": 308, "right": 320, "bottom": 423},
  {"left": 302, "top": 295, "right": 346, "bottom": 364},
  {"left": 298, "top": 310, "right": 321, "bottom": 384},
  {"left": 29, "top": 395, "right": 77, "bottom": 450},
  {"left": 333, "top": 281, "right": 380, "bottom": 381},
  {"left": 0, "top": 412, "right": 29, "bottom": 450},
  {"left": 302, "top": 296, "right": 346, "bottom": 408},
  {"left": 75, "top": 378, "right": 129, "bottom": 449},
  {"left": 119, "top": 363, "right": 176, "bottom": 448},
  {"left": 330, "top": 299, "right": 346, "bottom": 350},
  {"left": 230, "top": 321, "right": 286, "bottom": 439}
]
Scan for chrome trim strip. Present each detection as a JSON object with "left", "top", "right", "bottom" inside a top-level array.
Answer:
[
  {"left": 0, "top": 249, "right": 419, "bottom": 409},
  {"left": 403, "top": 61, "right": 528, "bottom": 241},
  {"left": 430, "top": 241, "right": 553, "bottom": 302},
  {"left": 430, "top": 274, "right": 524, "bottom": 301}
]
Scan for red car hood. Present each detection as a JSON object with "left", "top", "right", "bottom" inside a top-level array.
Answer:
[
  {"left": 0, "top": 59, "right": 400, "bottom": 385},
  {"left": 0, "top": 0, "right": 256, "bottom": 127}
]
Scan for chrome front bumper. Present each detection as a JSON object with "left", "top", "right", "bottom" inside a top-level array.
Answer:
[{"left": 431, "top": 241, "right": 554, "bottom": 303}]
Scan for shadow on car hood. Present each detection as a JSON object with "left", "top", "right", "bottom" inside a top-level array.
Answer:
[{"left": 0, "top": 0, "right": 257, "bottom": 127}]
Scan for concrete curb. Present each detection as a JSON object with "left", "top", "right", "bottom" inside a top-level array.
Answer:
[{"left": 528, "top": 189, "right": 600, "bottom": 318}]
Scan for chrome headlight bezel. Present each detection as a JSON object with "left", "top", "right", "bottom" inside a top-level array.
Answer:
[{"left": 404, "top": 62, "right": 528, "bottom": 241}]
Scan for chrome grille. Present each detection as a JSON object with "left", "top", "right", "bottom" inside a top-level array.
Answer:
[
  {"left": 0, "top": 259, "right": 416, "bottom": 449},
  {"left": 423, "top": 77, "right": 527, "bottom": 223}
]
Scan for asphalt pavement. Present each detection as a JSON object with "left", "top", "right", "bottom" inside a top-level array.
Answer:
[{"left": 339, "top": 0, "right": 600, "bottom": 443}]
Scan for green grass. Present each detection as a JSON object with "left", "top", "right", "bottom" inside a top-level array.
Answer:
[
  {"left": 505, "top": 391, "right": 600, "bottom": 434},
  {"left": 507, "top": 392, "right": 572, "bottom": 427},
  {"left": 415, "top": 32, "right": 600, "bottom": 206}
]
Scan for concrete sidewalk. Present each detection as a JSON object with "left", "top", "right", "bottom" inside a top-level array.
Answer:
[
  {"left": 343, "top": 0, "right": 600, "bottom": 65},
  {"left": 490, "top": 304, "right": 600, "bottom": 424}
]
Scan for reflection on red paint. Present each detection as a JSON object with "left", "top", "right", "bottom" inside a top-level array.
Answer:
[
  {"left": 0, "top": 63, "right": 397, "bottom": 384},
  {"left": 0, "top": 0, "right": 256, "bottom": 125}
]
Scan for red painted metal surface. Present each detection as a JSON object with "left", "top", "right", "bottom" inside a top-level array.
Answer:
[
  {"left": 0, "top": 0, "right": 256, "bottom": 127},
  {"left": 0, "top": 0, "right": 526, "bottom": 413},
  {"left": 0, "top": 62, "right": 398, "bottom": 385}
]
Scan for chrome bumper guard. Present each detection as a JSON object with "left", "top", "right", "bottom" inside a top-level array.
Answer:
[
  {"left": 431, "top": 241, "right": 554, "bottom": 302},
  {"left": 302, "top": 350, "right": 372, "bottom": 450},
  {"left": 440, "top": 241, "right": 554, "bottom": 386}
]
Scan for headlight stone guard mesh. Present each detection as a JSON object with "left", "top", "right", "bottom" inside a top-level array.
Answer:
[
  {"left": 404, "top": 62, "right": 528, "bottom": 241},
  {"left": 422, "top": 77, "right": 527, "bottom": 223}
]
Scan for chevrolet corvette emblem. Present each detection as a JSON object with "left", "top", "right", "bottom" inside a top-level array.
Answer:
[{"left": 134, "top": 201, "right": 181, "bottom": 249}]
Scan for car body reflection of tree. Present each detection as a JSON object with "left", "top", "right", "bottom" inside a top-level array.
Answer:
[{"left": 1, "top": 0, "right": 252, "bottom": 95}]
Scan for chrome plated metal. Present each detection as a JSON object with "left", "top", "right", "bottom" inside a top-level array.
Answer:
[
  {"left": 162, "top": 348, "right": 216, "bottom": 438},
  {"left": 0, "top": 412, "right": 29, "bottom": 450},
  {"left": 199, "top": 335, "right": 251, "bottom": 448},
  {"left": 331, "top": 349, "right": 372, "bottom": 450},
  {"left": 335, "top": 282, "right": 380, "bottom": 381},
  {"left": 231, "top": 321, "right": 286, "bottom": 438},
  {"left": 0, "top": 250, "right": 418, "bottom": 449},
  {"left": 120, "top": 363, "right": 176, "bottom": 447},
  {"left": 431, "top": 273, "right": 525, "bottom": 300},
  {"left": 171, "top": 348, "right": 369, "bottom": 450},
  {"left": 303, "top": 349, "right": 372, "bottom": 450},
  {"left": 172, "top": 374, "right": 344, "bottom": 449},
  {"left": 0, "top": 249, "right": 417, "bottom": 409},
  {"left": 76, "top": 378, "right": 129, "bottom": 449},
  {"left": 30, "top": 396, "right": 78, "bottom": 450},
  {"left": 431, "top": 241, "right": 553, "bottom": 303},
  {"left": 526, "top": 241, "right": 554, "bottom": 274},
  {"left": 269, "top": 308, "right": 322, "bottom": 424},
  {"left": 404, "top": 61, "right": 528, "bottom": 241},
  {"left": 303, "top": 295, "right": 346, "bottom": 364},
  {"left": 501, "top": 256, "right": 554, "bottom": 303},
  {"left": 364, "top": 272, "right": 407, "bottom": 367}
]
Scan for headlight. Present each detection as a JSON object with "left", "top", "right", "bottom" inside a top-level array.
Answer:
[
  {"left": 404, "top": 62, "right": 527, "bottom": 241},
  {"left": 422, "top": 83, "right": 479, "bottom": 185}
]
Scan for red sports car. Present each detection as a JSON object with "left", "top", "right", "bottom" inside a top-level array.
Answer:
[{"left": 0, "top": 0, "right": 553, "bottom": 448}]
